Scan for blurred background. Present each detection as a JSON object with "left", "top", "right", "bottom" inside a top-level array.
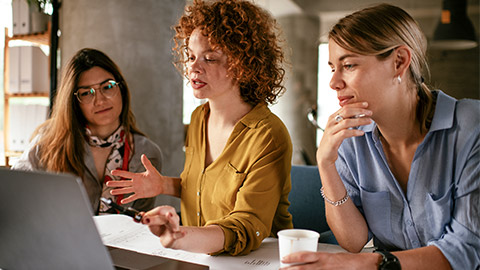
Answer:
[{"left": 1, "top": 0, "right": 478, "bottom": 209}]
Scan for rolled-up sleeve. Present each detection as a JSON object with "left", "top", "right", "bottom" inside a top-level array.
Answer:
[{"left": 429, "top": 133, "right": 480, "bottom": 269}]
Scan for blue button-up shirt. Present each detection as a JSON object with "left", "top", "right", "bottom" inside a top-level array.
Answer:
[{"left": 336, "top": 91, "right": 479, "bottom": 269}]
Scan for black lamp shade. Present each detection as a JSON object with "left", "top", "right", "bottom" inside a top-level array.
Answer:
[{"left": 431, "top": 0, "right": 478, "bottom": 50}]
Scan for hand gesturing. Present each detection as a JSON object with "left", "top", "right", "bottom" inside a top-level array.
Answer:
[{"left": 107, "top": 154, "right": 163, "bottom": 204}]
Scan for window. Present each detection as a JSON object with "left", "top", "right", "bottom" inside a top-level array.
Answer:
[
  {"left": 316, "top": 43, "right": 339, "bottom": 145},
  {"left": 182, "top": 77, "right": 206, "bottom": 125}
]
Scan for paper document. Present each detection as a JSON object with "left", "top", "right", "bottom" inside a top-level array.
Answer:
[{"left": 94, "top": 214, "right": 347, "bottom": 270}]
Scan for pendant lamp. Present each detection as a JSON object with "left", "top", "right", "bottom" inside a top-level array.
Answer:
[{"left": 430, "top": 0, "right": 478, "bottom": 50}]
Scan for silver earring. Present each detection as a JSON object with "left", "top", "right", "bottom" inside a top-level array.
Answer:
[{"left": 397, "top": 76, "right": 402, "bottom": 84}]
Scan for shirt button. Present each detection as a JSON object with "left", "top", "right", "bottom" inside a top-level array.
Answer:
[
  {"left": 197, "top": 191, "right": 200, "bottom": 196},
  {"left": 406, "top": 220, "right": 412, "bottom": 226},
  {"left": 256, "top": 231, "right": 260, "bottom": 237},
  {"left": 197, "top": 212, "right": 200, "bottom": 216}
]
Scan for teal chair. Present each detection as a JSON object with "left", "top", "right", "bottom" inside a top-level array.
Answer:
[{"left": 289, "top": 165, "right": 338, "bottom": 244}]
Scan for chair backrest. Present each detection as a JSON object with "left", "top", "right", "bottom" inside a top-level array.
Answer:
[{"left": 288, "top": 165, "right": 330, "bottom": 234}]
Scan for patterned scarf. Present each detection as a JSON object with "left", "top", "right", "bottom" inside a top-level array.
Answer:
[{"left": 85, "top": 125, "right": 130, "bottom": 213}]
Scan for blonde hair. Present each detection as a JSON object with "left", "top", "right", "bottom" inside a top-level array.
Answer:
[
  {"left": 329, "top": 4, "right": 435, "bottom": 132},
  {"left": 33, "top": 48, "right": 144, "bottom": 177}
]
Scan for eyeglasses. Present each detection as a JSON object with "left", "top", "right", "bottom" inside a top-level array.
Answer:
[{"left": 74, "top": 80, "right": 121, "bottom": 104}]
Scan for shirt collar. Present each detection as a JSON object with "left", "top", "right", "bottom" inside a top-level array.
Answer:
[
  {"left": 429, "top": 90, "right": 456, "bottom": 132},
  {"left": 238, "top": 103, "right": 269, "bottom": 129},
  {"left": 365, "top": 90, "right": 456, "bottom": 139}
]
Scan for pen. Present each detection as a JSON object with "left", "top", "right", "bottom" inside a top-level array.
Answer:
[{"left": 100, "top": 197, "right": 143, "bottom": 222}]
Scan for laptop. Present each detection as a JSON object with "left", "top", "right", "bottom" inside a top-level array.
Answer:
[{"left": 0, "top": 168, "right": 208, "bottom": 270}]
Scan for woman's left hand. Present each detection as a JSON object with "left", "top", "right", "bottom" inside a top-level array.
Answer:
[{"left": 280, "top": 251, "right": 380, "bottom": 270}]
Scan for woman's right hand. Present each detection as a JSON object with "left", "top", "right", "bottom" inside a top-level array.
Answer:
[
  {"left": 142, "top": 206, "right": 186, "bottom": 249},
  {"left": 317, "top": 102, "right": 372, "bottom": 167},
  {"left": 107, "top": 154, "right": 165, "bottom": 204}
]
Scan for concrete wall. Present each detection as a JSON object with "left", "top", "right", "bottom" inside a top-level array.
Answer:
[
  {"left": 272, "top": 15, "right": 319, "bottom": 165},
  {"left": 59, "top": 0, "right": 185, "bottom": 208}
]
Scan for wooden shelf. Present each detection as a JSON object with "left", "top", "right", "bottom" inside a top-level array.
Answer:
[
  {"left": 3, "top": 22, "right": 52, "bottom": 167},
  {"left": 4, "top": 151, "right": 22, "bottom": 168},
  {"left": 6, "top": 22, "right": 51, "bottom": 46},
  {"left": 4, "top": 92, "right": 49, "bottom": 98},
  {"left": 8, "top": 31, "right": 49, "bottom": 46},
  {"left": 5, "top": 151, "right": 22, "bottom": 158}
]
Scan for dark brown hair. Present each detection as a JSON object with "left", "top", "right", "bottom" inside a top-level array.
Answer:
[{"left": 34, "top": 48, "right": 144, "bottom": 177}]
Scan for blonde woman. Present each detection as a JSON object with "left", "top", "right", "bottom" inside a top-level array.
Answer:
[{"left": 282, "top": 4, "right": 479, "bottom": 270}]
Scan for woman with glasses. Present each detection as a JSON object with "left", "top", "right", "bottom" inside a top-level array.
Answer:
[
  {"left": 281, "top": 4, "right": 479, "bottom": 269},
  {"left": 13, "top": 48, "right": 163, "bottom": 215},
  {"left": 107, "top": 0, "right": 293, "bottom": 256}
]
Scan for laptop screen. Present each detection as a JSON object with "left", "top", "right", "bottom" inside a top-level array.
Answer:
[
  {"left": 0, "top": 168, "right": 209, "bottom": 270},
  {"left": 0, "top": 168, "right": 115, "bottom": 270}
]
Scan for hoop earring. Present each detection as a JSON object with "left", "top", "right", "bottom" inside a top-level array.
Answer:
[{"left": 397, "top": 76, "right": 402, "bottom": 84}]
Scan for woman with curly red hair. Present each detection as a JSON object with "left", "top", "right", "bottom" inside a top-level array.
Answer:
[{"left": 107, "top": 0, "right": 293, "bottom": 255}]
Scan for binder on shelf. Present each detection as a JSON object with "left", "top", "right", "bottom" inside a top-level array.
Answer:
[
  {"left": 8, "top": 104, "right": 20, "bottom": 152},
  {"left": 23, "top": 105, "right": 35, "bottom": 149},
  {"left": 8, "top": 47, "right": 21, "bottom": 93},
  {"left": 8, "top": 103, "right": 48, "bottom": 152},
  {"left": 19, "top": 46, "right": 33, "bottom": 93},
  {"left": 31, "top": 11, "right": 50, "bottom": 34},
  {"left": 12, "top": 0, "right": 50, "bottom": 35},
  {"left": 19, "top": 45, "right": 49, "bottom": 94},
  {"left": 18, "top": 0, "right": 31, "bottom": 35},
  {"left": 12, "top": 0, "right": 20, "bottom": 35},
  {"left": 34, "top": 104, "right": 48, "bottom": 135},
  {"left": 36, "top": 104, "right": 47, "bottom": 129},
  {"left": 18, "top": 104, "right": 28, "bottom": 150}
]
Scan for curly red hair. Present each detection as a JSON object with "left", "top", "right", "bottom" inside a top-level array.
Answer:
[{"left": 173, "top": 0, "right": 286, "bottom": 105}]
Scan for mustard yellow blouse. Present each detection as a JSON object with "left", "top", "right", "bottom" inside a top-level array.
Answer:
[{"left": 180, "top": 102, "right": 293, "bottom": 256}]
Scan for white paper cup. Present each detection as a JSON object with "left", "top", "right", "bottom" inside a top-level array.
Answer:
[{"left": 277, "top": 229, "right": 320, "bottom": 267}]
